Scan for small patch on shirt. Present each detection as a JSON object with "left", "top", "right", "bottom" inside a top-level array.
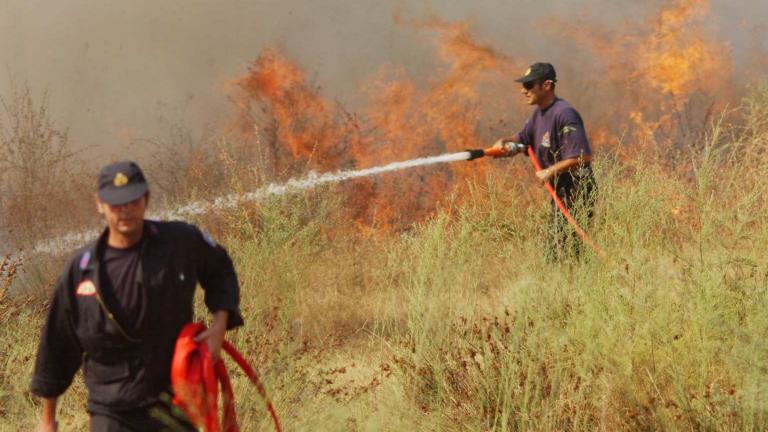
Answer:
[
  {"left": 560, "top": 126, "right": 577, "bottom": 134},
  {"left": 179, "top": 272, "right": 185, "bottom": 282},
  {"left": 76, "top": 279, "right": 97, "bottom": 296},
  {"left": 541, "top": 131, "right": 551, "bottom": 148}
]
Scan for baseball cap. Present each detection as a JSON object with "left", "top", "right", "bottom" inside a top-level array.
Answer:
[
  {"left": 97, "top": 161, "right": 149, "bottom": 205},
  {"left": 515, "top": 62, "right": 557, "bottom": 84}
]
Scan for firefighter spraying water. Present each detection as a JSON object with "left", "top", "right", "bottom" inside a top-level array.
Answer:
[{"left": 488, "top": 62, "right": 600, "bottom": 260}]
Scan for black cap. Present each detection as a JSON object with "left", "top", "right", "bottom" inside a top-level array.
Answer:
[
  {"left": 515, "top": 62, "right": 557, "bottom": 84},
  {"left": 97, "top": 161, "right": 148, "bottom": 205}
]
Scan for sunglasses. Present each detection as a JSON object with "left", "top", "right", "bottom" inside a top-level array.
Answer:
[{"left": 523, "top": 79, "right": 554, "bottom": 90}]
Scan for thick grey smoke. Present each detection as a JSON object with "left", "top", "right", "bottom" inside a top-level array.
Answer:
[{"left": 1, "top": 0, "right": 765, "bottom": 157}]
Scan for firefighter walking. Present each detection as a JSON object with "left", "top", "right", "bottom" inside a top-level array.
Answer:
[{"left": 30, "top": 161, "right": 244, "bottom": 431}]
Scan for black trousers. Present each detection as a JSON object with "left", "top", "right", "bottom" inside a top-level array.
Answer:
[{"left": 89, "top": 402, "right": 196, "bottom": 432}]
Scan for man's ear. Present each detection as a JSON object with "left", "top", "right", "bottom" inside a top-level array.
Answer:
[
  {"left": 144, "top": 192, "right": 150, "bottom": 208},
  {"left": 95, "top": 194, "right": 105, "bottom": 215}
]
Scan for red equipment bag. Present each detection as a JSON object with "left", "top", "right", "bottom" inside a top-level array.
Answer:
[{"left": 171, "top": 322, "right": 282, "bottom": 432}]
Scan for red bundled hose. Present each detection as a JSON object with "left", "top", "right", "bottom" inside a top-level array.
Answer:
[{"left": 171, "top": 322, "right": 282, "bottom": 432}]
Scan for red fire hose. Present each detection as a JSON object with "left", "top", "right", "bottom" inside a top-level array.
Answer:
[
  {"left": 469, "top": 145, "right": 605, "bottom": 258},
  {"left": 171, "top": 323, "right": 282, "bottom": 432},
  {"left": 524, "top": 147, "right": 605, "bottom": 258}
]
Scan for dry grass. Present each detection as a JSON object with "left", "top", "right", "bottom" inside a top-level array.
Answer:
[{"left": 0, "top": 82, "right": 97, "bottom": 249}]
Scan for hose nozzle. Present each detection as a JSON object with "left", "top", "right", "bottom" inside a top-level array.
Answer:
[
  {"left": 466, "top": 149, "right": 487, "bottom": 160},
  {"left": 483, "top": 146, "right": 510, "bottom": 158},
  {"left": 466, "top": 142, "right": 526, "bottom": 161}
]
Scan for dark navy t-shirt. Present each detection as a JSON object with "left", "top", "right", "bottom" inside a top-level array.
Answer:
[
  {"left": 100, "top": 238, "right": 144, "bottom": 330},
  {"left": 515, "top": 98, "right": 592, "bottom": 169}
]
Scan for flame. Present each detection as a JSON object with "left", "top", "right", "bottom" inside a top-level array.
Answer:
[
  {"left": 635, "top": 0, "right": 729, "bottom": 96},
  {"left": 231, "top": 47, "right": 359, "bottom": 174},
  {"left": 546, "top": 0, "right": 731, "bottom": 153},
  {"left": 347, "top": 15, "right": 518, "bottom": 228},
  {"left": 229, "top": 16, "right": 516, "bottom": 230}
]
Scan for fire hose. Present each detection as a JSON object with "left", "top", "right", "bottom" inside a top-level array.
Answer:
[
  {"left": 171, "top": 322, "right": 282, "bottom": 432},
  {"left": 467, "top": 143, "right": 606, "bottom": 259}
]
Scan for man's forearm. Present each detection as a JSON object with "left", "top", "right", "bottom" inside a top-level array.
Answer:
[
  {"left": 36, "top": 397, "right": 57, "bottom": 431},
  {"left": 548, "top": 155, "right": 591, "bottom": 176},
  {"left": 535, "top": 155, "right": 591, "bottom": 184},
  {"left": 212, "top": 310, "right": 229, "bottom": 330},
  {"left": 42, "top": 397, "right": 57, "bottom": 421}
]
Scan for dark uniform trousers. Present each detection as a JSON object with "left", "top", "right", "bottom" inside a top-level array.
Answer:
[
  {"left": 29, "top": 220, "right": 244, "bottom": 431},
  {"left": 90, "top": 401, "right": 196, "bottom": 431},
  {"left": 547, "top": 165, "right": 597, "bottom": 261}
]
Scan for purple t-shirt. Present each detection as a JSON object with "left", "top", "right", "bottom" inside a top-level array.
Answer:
[{"left": 514, "top": 98, "right": 592, "bottom": 169}]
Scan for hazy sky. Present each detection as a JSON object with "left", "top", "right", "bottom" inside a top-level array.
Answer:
[{"left": 1, "top": 0, "right": 765, "bottom": 158}]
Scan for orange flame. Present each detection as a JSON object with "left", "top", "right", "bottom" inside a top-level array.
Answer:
[
  {"left": 635, "top": 0, "right": 729, "bottom": 96},
  {"left": 547, "top": 0, "right": 731, "bottom": 153},
  {"left": 229, "top": 16, "right": 517, "bottom": 230},
  {"left": 348, "top": 15, "right": 519, "bottom": 227},
  {"left": 232, "top": 46, "right": 360, "bottom": 174}
]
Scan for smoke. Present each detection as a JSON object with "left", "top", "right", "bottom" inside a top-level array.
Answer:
[{"left": 2, "top": 0, "right": 766, "bottom": 155}]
